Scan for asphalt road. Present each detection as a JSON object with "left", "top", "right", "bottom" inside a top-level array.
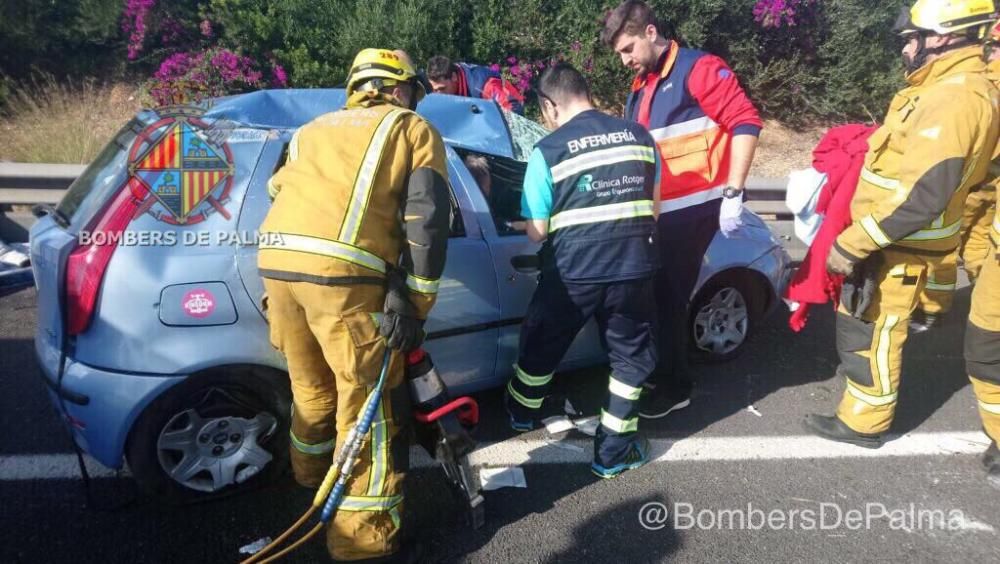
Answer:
[{"left": 2, "top": 283, "right": 999, "bottom": 563}]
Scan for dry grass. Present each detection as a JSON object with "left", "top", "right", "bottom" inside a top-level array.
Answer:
[
  {"left": 0, "top": 75, "right": 141, "bottom": 164},
  {"left": 750, "top": 119, "right": 827, "bottom": 179},
  {"left": 0, "top": 80, "right": 826, "bottom": 176}
]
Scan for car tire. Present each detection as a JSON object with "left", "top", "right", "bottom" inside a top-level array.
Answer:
[
  {"left": 688, "top": 271, "right": 767, "bottom": 364},
  {"left": 126, "top": 367, "right": 291, "bottom": 504}
]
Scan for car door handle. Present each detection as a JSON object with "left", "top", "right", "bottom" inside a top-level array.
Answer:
[{"left": 511, "top": 254, "right": 540, "bottom": 274}]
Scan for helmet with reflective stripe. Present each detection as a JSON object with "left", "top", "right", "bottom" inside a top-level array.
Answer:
[
  {"left": 346, "top": 48, "right": 427, "bottom": 102},
  {"left": 894, "top": 0, "right": 997, "bottom": 36}
]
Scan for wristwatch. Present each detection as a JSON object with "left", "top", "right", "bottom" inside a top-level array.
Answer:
[{"left": 722, "top": 185, "right": 744, "bottom": 199}]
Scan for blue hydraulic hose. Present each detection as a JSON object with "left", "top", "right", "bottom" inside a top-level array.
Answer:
[{"left": 320, "top": 348, "right": 392, "bottom": 523}]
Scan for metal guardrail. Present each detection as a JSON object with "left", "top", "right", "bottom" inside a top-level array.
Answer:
[
  {"left": 0, "top": 163, "right": 792, "bottom": 210},
  {"left": 0, "top": 163, "right": 86, "bottom": 205},
  {"left": 0, "top": 163, "right": 801, "bottom": 255}
]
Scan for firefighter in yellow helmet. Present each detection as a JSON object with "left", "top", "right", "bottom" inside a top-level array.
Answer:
[
  {"left": 258, "top": 48, "right": 451, "bottom": 561},
  {"left": 913, "top": 15, "right": 1000, "bottom": 332},
  {"left": 804, "top": 0, "right": 1000, "bottom": 447},
  {"left": 967, "top": 20, "right": 1000, "bottom": 489},
  {"left": 962, "top": 21, "right": 1000, "bottom": 283}
]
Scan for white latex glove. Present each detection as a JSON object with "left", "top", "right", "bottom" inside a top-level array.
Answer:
[{"left": 719, "top": 195, "right": 744, "bottom": 237}]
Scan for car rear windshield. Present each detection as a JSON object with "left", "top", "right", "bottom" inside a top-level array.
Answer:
[{"left": 56, "top": 119, "right": 144, "bottom": 226}]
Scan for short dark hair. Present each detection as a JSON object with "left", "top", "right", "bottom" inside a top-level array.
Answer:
[
  {"left": 601, "top": 0, "right": 658, "bottom": 46},
  {"left": 464, "top": 154, "right": 490, "bottom": 187},
  {"left": 426, "top": 55, "right": 457, "bottom": 81},
  {"left": 535, "top": 62, "right": 591, "bottom": 106}
]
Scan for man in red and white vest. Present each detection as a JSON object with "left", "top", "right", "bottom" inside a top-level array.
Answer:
[{"left": 602, "top": 0, "right": 763, "bottom": 418}]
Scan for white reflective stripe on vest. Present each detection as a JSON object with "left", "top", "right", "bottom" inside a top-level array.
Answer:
[
  {"left": 406, "top": 273, "right": 440, "bottom": 295},
  {"left": 649, "top": 116, "right": 718, "bottom": 141},
  {"left": 860, "top": 168, "right": 899, "bottom": 191},
  {"left": 902, "top": 218, "right": 962, "bottom": 241},
  {"left": 549, "top": 200, "right": 654, "bottom": 232},
  {"left": 550, "top": 145, "right": 655, "bottom": 183},
  {"left": 259, "top": 233, "right": 387, "bottom": 274},
  {"left": 339, "top": 109, "right": 409, "bottom": 244},
  {"left": 600, "top": 409, "right": 638, "bottom": 434},
  {"left": 658, "top": 185, "right": 725, "bottom": 214}
]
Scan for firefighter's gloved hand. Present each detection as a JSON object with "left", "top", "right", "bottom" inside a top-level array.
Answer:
[
  {"left": 382, "top": 269, "right": 425, "bottom": 351},
  {"left": 719, "top": 196, "right": 744, "bottom": 237},
  {"left": 841, "top": 253, "right": 881, "bottom": 318},
  {"left": 826, "top": 245, "right": 856, "bottom": 277}
]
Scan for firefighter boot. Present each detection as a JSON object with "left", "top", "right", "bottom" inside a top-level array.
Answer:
[{"left": 802, "top": 414, "right": 883, "bottom": 449}]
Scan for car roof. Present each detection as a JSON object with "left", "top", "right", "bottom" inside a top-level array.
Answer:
[{"left": 201, "top": 88, "right": 518, "bottom": 159}]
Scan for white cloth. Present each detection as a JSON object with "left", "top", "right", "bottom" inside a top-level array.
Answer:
[
  {"left": 785, "top": 168, "right": 828, "bottom": 246},
  {"left": 719, "top": 195, "right": 744, "bottom": 237}
]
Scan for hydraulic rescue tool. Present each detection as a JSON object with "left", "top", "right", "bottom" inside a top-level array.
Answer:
[{"left": 242, "top": 348, "right": 482, "bottom": 563}]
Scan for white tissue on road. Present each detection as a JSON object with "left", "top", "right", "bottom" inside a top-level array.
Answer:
[
  {"left": 238, "top": 537, "right": 272, "bottom": 555},
  {"left": 542, "top": 415, "right": 575, "bottom": 434},
  {"left": 573, "top": 416, "right": 599, "bottom": 436},
  {"left": 747, "top": 405, "right": 763, "bottom": 417},
  {"left": 479, "top": 467, "right": 527, "bottom": 490}
]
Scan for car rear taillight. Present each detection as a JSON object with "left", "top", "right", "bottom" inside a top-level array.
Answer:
[{"left": 65, "top": 180, "right": 142, "bottom": 335}]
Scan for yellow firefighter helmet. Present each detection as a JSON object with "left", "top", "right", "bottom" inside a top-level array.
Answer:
[
  {"left": 346, "top": 48, "right": 426, "bottom": 102},
  {"left": 894, "top": 0, "right": 997, "bottom": 36}
]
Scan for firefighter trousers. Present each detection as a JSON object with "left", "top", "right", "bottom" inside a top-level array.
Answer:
[
  {"left": 508, "top": 271, "right": 657, "bottom": 467},
  {"left": 263, "top": 278, "right": 408, "bottom": 561},
  {"left": 835, "top": 248, "right": 946, "bottom": 434},
  {"left": 966, "top": 246, "right": 1000, "bottom": 445},
  {"left": 918, "top": 250, "right": 957, "bottom": 316}
]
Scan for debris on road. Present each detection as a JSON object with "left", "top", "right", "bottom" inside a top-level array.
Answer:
[
  {"left": 238, "top": 537, "right": 272, "bottom": 555},
  {"left": 573, "top": 416, "right": 599, "bottom": 437},
  {"left": 563, "top": 399, "right": 578, "bottom": 415},
  {"left": 542, "top": 415, "right": 575, "bottom": 435},
  {"left": 479, "top": 467, "right": 527, "bottom": 491},
  {"left": 747, "top": 405, "right": 763, "bottom": 417}
]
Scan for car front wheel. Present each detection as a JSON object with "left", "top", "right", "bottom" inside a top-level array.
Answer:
[{"left": 126, "top": 367, "right": 291, "bottom": 503}]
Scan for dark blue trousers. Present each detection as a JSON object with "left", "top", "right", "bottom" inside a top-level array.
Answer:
[{"left": 509, "top": 271, "right": 656, "bottom": 467}]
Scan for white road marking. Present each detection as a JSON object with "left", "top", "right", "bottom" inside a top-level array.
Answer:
[{"left": 1, "top": 431, "right": 991, "bottom": 482}]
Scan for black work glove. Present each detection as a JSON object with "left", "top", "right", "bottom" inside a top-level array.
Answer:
[
  {"left": 841, "top": 253, "right": 882, "bottom": 319},
  {"left": 381, "top": 268, "right": 425, "bottom": 351}
]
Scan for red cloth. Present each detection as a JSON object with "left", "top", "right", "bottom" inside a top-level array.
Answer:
[{"left": 786, "top": 124, "right": 877, "bottom": 332}]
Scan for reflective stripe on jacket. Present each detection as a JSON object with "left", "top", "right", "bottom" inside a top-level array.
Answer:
[
  {"left": 625, "top": 41, "right": 762, "bottom": 212},
  {"left": 534, "top": 110, "right": 659, "bottom": 283},
  {"left": 259, "top": 92, "right": 451, "bottom": 318},
  {"left": 835, "top": 47, "right": 1000, "bottom": 261}
]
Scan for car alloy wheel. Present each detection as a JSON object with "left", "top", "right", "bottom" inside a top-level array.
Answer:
[{"left": 693, "top": 286, "right": 749, "bottom": 355}]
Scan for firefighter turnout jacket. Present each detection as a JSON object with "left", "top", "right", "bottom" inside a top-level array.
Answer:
[
  {"left": 834, "top": 46, "right": 1000, "bottom": 263},
  {"left": 259, "top": 91, "right": 451, "bottom": 317}
]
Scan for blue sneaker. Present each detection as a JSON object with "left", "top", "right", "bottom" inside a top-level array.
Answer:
[{"left": 591, "top": 437, "right": 651, "bottom": 479}]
